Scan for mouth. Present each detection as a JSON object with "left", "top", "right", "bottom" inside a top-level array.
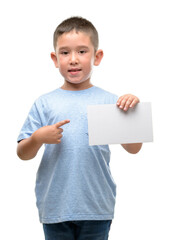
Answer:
[{"left": 68, "top": 68, "right": 82, "bottom": 75}]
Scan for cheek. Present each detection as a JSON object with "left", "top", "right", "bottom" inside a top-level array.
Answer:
[
  {"left": 58, "top": 59, "right": 67, "bottom": 72},
  {"left": 88, "top": 60, "right": 94, "bottom": 73},
  {"left": 83, "top": 57, "right": 94, "bottom": 70}
]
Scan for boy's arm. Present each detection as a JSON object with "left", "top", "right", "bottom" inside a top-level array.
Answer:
[
  {"left": 116, "top": 94, "right": 143, "bottom": 154},
  {"left": 17, "top": 136, "right": 43, "bottom": 160},
  {"left": 17, "top": 119, "right": 70, "bottom": 160}
]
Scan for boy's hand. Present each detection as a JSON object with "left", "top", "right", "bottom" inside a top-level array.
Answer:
[
  {"left": 117, "top": 94, "right": 140, "bottom": 111},
  {"left": 32, "top": 119, "right": 70, "bottom": 145}
]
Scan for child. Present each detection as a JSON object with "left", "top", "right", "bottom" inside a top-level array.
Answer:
[{"left": 17, "top": 16, "right": 142, "bottom": 240}]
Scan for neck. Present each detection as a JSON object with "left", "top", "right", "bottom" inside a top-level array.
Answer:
[{"left": 61, "top": 81, "right": 93, "bottom": 91}]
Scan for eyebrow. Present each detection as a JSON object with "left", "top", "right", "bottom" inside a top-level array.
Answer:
[{"left": 58, "top": 45, "right": 89, "bottom": 51}]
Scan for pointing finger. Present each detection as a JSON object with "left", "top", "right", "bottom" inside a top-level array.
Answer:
[{"left": 56, "top": 119, "right": 70, "bottom": 128}]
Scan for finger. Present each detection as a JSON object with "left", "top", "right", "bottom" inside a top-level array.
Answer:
[
  {"left": 117, "top": 96, "right": 124, "bottom": 106},
  {"left": 58, "top": 128, "right": 63, "bottom": 134},
  {"left": 56, "top": 119, "right": 70, "bottom": 128},
  {"left": 130, "top": 98, "right": 139, "bottom": 108},
  {"left": 118, "top": 96, "right": 129, "bottom": 109},
  {"left": 57, "top": 133, "right": 63, "bottom": 139},
  {"left": 123, "top": 97, "right": 133, "bottom": 111}
]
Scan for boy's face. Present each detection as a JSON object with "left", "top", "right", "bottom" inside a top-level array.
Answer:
[{"left": 51, "top": 30, "right": 103, "bottom": 88}]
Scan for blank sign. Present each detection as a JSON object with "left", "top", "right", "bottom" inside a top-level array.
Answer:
[{"left": 87, "top": 102, "right": 153, "bottom": 146}]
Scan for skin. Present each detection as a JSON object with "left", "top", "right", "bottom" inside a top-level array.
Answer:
[
  {"left": 17, "top": 30, "right": 142, "bottom": 160},
  {"left": 51, "top": 30, "right": 103, "bottom": 91}
]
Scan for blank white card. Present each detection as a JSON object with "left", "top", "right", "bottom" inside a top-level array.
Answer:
[{"left": 87, "top": 102, "right": 153, "bottom": 146}]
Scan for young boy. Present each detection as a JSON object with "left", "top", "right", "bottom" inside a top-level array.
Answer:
[{"left": 17, "top": 17, "right": 142, "bottom": 240}]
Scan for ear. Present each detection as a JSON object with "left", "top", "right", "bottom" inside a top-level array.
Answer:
[
  {"left": 51, "top": 52, "right": 59, "bottom": 68},
  {"left": 94, "top": 49, "right": 104, "bottom": 66}
]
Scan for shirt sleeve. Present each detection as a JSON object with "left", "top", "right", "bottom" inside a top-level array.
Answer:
[{"left": 17, "top": 100, "right": 44, "bottom": 142}]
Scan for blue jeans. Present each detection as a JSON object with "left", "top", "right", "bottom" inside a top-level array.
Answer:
[{"left": 43, "top": 220, "right": 112, "bottom": 240}]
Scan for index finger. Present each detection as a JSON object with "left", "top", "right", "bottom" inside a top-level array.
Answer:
[{"left": 56, "top": 119, "right": 70, "bottom": 128}]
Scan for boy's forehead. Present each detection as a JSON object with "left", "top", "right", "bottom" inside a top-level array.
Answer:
[{"left": 56, "top": 30, "right": 93, "bottom": 49}]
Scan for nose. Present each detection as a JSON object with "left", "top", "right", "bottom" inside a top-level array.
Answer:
[{"left": 69, "top": 52, "right": 78, "bottom": 65}]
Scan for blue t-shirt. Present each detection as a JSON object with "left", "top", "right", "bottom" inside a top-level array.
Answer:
[{"left": 17, "top": 86, "right": 118, "bottom": 224}]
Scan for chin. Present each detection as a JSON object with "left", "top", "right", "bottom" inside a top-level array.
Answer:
[{"left": 67, "top": 79, "right": 86, "bottom": 84}]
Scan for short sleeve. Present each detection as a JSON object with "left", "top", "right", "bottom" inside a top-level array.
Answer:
[{"left": 17, "top": 100, "right": 44, "bottom": 142}]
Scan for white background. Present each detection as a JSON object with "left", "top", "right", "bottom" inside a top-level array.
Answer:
[{"left": 0, "top": 0, "right": 169, "bottom": 239}]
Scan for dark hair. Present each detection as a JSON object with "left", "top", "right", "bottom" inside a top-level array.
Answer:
[{"left": 53, "top": 16, "right": 99, "bottom": 52}]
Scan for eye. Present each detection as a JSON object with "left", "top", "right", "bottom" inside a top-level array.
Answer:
[
  {"left": 60, "top": 51, "right": 69, "bottom": 55},
  {"left": 79, "top": 50, "right": 87, "bottom": 54}
]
